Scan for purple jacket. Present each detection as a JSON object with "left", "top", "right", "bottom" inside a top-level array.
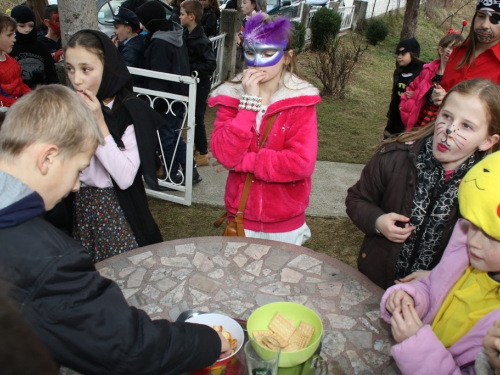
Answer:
[
  {"left": 399, "top": 59, "right": 440, "bottom": 131},
  {"left": 380, "top": 219, "right": 500, "bottom": 375}
]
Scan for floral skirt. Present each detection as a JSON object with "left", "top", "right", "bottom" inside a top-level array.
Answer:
[{"left": 73, "top": 186, "right": 138, "bottom": 263}]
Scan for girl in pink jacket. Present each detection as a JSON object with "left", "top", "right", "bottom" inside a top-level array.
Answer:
[
  {"left": 380, "top": 150, "right": 500, "bottom": 375},
  {"left": 209, "top": 13, "right": 320, "bottom": 245},
  {"left": 400, "top": 32, "right": 464, "bottom": 131}
]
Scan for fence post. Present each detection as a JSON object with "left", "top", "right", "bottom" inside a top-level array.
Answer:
[
  {"left": 220, "top": 9, "right": 240, "bottom": 82},
  {"left": 299, "top": 2, "right": 311, "bottom": 28},
  {"left": 352, "top": 0, "right": 368, "bottom": 30}
]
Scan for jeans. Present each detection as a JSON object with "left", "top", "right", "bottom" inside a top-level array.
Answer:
[{"left": 158, "top": 106, "right": 189, "bottom": 178}]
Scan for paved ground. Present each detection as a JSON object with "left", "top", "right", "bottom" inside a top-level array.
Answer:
[{"left": 192, "top": 161, "right": 365, "bottom": 218}]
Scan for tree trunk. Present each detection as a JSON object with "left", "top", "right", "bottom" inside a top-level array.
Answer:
[
  {"left": 400, "top": 0, "right": 419, "bottom": 40},
  {"left": 58, "top": 0, "right": 97, "bottom": 48}
]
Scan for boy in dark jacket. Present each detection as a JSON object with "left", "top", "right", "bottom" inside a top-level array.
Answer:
[
  {"left": 0, "top": 85, "right": 230, "bottom": 374},
  {"left": 136, "top": 1, "right": 202, "bottom": 184},
  {"left": 37, "top": 5, "right": 62, "bottom": 62},
  {"left": 180, "top": 0, "right": 216, "bottom": 167},
  {"left": 109, "top": 6, "right": 146, "bottom": 87},
  {"left": 10, "top": 5, "right": 58, "bottom": 89}
]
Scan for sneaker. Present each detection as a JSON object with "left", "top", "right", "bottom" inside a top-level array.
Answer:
[
  {"left": 194, "top": 151, "right": 210, "bottom": 167},
  {"left": 193, "top": 169, "right": 203, "bottom": 184}
]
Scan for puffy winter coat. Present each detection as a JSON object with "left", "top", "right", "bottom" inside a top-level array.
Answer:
[
  {"left": 380, "top": 219, "right": 500, "bottom": 375},
  {"left": 209, "top": 72, "right": 320, "bottom": 233},
  {"left": 400, "top": 59, "right": 440, "bottom": 131}
]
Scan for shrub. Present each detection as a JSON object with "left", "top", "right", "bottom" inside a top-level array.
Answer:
[
  {"left": 291, "top": 21, "right": 306, "bottom": 54},
  {"left": 365, "top": 18, "right": 389, "bottom": 45},
  {"left": 310, "top": 7, "right": 341, "bottom": 51},
  {"left": 312, "top": 35, "right": 369, "bottom": 97}
]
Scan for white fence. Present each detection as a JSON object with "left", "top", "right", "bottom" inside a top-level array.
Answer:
[
  {"left": 366, "top": 0, "right": 407, "bottom": 18},
  {"left": 209, "top": 33, "right": 226, "bottom": 89},
  {"left": 128, "top": 67, "right": 197, "bottom": 206},
  {"left": 338, "top": 5, "right": 356, "bottom": 30}
]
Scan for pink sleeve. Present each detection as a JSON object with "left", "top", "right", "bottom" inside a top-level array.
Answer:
[
  {"left": 391, "top": 325, "right": 463, "bottom": 375},
  {"left": 210, "top": 102, "right": 258, "bottom": 168},
  {"left": 252, "top": 105, "right": 317, "bottom": 182},
  {"left": 94, "top": 125, "right": 140, "bottom": 190}
]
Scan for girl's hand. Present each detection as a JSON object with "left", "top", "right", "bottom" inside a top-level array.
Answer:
[
  {"left": 242, "top": 68, "right": 266, "bottom": 97},
  {"left": 395, "top": 271, "right": 430, "bottom": 284},
  {"left": 211, "top": 159, "right": 233, "bottom": 173},
  {"left": 390, "top": 301, "right": 423, "bottom": 343},
  {"left": 432, "top": 85, "right": 446, "bottom": 106},
  {"left": 375, "top": 213, "right": 415, "bottom": 243},
  {"left": 483, "top": 320, "right": 500, "bottom": 372},
  {"left": 386, "top": 290, "right": 414, "bottom": 314},
  {"left": 77, "top": 89, "right": 110, "bottom": 137},
  {"left": 217, "top": 331, "right": 232, "bottom": 359},
  {"left": 405, "top": 90, "right": 413, "bottom": 99}
]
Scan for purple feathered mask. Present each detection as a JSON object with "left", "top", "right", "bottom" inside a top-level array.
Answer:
[{"left": 243, "top": 13, "right": 294, "bottom": 67}]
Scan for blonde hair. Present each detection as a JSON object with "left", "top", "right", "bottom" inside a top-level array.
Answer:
[
  {"left": 382, "top": 78, "right": 500, "bottom": 154},
  {"left": 0, "top": 85, "right": 104, "bottom": 160}
]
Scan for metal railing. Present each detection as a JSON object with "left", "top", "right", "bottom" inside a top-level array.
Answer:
[
  {"left": 209, "top": 33, "right": 226, "bottom": 89},
  {"left": 338, "top": 5, "right": 356, "bottom": 31},
  {"left": 309, "top": 3, "right": 356, "bottom": 32},
  {"left": 128, "top": 67, "right": 197, "bottom": 206}
]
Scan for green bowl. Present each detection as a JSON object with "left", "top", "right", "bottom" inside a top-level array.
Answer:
[{"left": 246, "top": 302, "right": 323, "bottom": 368}]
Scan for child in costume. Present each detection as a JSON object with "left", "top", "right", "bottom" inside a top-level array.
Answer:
[
  {"left": 346, "top": 78, "right": 500, "bottom": 289},
  {"left": 381, "top": 149, "right": 500, "bottom": 374},
  {"left": 64, "top": 30, "right": 162, "bottom": 262},
  {"left": 384, "top": 37, "right": 424, "bottom": 136},
  {"left": 209, "top": 13, "right": 320, "bottom": 245},
  {"left": 400, "top": 32, "right": 464, "bottom": 131},
  {"left": 0, "top": 13, "right": 30, "bottom": 109}
]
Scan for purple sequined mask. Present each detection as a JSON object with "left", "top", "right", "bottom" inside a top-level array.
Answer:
[{"left": 243, "top": 13, "right": 293, "bottom": 67}]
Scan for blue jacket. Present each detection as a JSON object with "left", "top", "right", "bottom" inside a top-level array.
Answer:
[{"left": 120, "top": 34, "right": 146, "bottom": 87}]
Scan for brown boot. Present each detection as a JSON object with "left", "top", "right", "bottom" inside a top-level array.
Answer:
[{"left": 194, "top": 151, "right": 210, "bottom": 167}]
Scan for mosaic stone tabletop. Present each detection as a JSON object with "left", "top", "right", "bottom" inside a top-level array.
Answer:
[{"left": 61, "top": 237, "right": 401, "bottom": 375}]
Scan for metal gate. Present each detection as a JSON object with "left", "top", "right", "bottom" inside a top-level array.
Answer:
[{"left": 128, "top": 67, "right": 197, "bottom": 206}]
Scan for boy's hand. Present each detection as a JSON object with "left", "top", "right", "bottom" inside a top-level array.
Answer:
[
  {"left": 386, "top": 290, "right": 414, "bottom": 314},
  {"left": 395, "top": 271, "right": 430, "bottom": 284},
  {"left": 217, "top": 332, "right": 232, "bottom": 359},
  {"left": 390, "top": 301, "right": 423, "bottom": 343},
  {"left": 76, "top": 89, "right": 110, "bottom": 137},
  {"left": 484, "top": 320, "right": 500, "bottom": 372},
  {"left": 375, "top": 213, "right": 414, "bottom": 242},
  {"left": 432, "top": 85, "right": 446, "bottom": 106},
  {"left": 111, "top": 36, "right": 119, "bottom": 48},
  {"left": 242, "top": 68, "right": 265, "bottom": 97},
  {"left": 405, "top": 90, "right": 413, "bottom": 99}
]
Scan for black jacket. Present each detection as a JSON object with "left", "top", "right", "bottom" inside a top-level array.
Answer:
[
  {"left": 0, "top": 171, "right": 221, "bottom": 375},
  {"left": 119, "top": 34, "right": 146, "bottom": 87},
  {"left": 183, "top": 24, "right": 217, "bottom": 80},
  {"left": 11, "top": 28, "right": 59, "bottom": 89},
  {"left": 144, "top": 22, "right": 190, "bottom": 111},
  {"left": 200, "top": 7, "right": 218, "bottom": 37}
]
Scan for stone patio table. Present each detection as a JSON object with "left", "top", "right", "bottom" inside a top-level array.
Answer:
[{"left": 62, "top": 236, "right": 400, "bottom": 375}]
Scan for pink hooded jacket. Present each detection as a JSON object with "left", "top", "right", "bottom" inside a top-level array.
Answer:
[
  {"left": 399, "top": 59, "right": 440, "bottom": 131},
  {"left": 380, "top": 219, "right": 500, "bottom": 375},
  {"left": 208, "top": 72, "right": 320, "bottom": 233}
]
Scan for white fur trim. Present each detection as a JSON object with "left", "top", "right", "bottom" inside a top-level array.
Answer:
[{"left": 210, "top": 72, "right": 319, "bottom": 103}]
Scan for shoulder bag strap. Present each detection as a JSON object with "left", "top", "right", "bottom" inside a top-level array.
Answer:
[{"left": 236, "top": 113, "right": 278, "bottom": 214}]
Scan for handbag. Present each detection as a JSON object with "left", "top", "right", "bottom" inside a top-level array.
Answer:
[{"left": 214, "top": 113, "right": 278, "bottom": 236}]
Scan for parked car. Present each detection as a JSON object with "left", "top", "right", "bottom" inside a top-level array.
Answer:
[{"left": 50, "top": 0, "right": 172, "bottom": 37}]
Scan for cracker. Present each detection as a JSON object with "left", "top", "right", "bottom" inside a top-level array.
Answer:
[
  {"left": 268, "top": 312, "right": 296, "bottom": 341},
  {"left": 262, "top": 336, "right": 280, "bottom": 351},
  {"left": 282, "top": 342, "right": 302, "bottom": 352},
  {"left": 288, "top": 321, "right": 315, "bottom": 349},
  {"left": 253, "top": 330, "right": 274, "bottom": 338}
]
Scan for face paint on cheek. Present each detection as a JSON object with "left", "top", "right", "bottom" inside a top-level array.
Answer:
[
  {"left": 50, "top": 14, "right": 61, "bottom": 37},
  {"left": 243, "top": 40, "right": 288, "bottom": 67}
]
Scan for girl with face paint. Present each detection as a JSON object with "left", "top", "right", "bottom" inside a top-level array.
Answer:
[
  {"left": 209, "top": 13, "right": 321, "bottom": 245},
  {"left": 346, "top": 78, "right": 500, "bottom": 289}
]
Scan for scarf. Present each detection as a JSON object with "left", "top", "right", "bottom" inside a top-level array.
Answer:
[{"left": 394, "top": 136, "right": 476, "bottom": 279}]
